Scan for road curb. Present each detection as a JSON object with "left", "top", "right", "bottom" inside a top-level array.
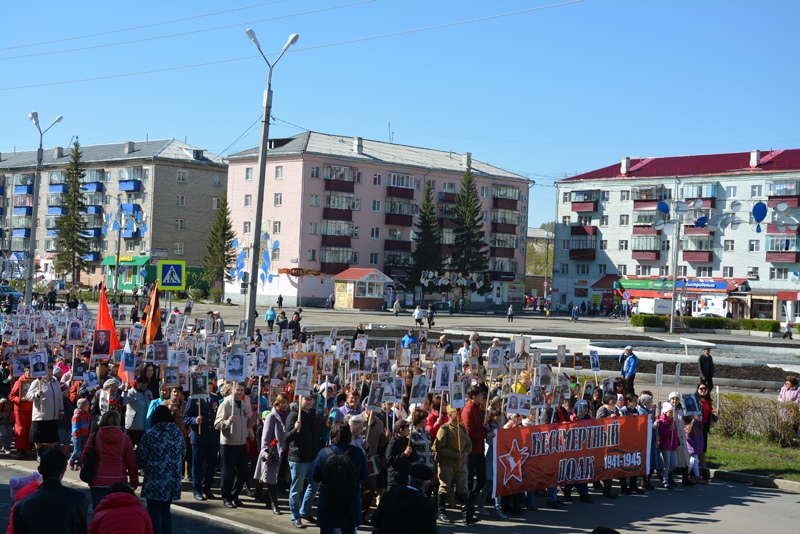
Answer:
[
  {"left": 0, "top": 461, "right": 278, "bottom": 534},
  {"left": 711, "top": 469, "right": 800, "bottom": 493}
]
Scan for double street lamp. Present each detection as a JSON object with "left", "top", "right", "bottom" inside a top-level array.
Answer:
[
  {"left": 26, "top": 111, "right": 63, "bottom": 308},
  {"left": 243, "top": 29, "right": 299, "bottom": 339}
]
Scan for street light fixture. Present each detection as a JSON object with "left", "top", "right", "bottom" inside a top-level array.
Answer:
[
  {"left": 244, "top": 28, "right": 299, "bottom": 339},
  {"left": 26, "top": 111, "right": 63, "bottom": 308}
]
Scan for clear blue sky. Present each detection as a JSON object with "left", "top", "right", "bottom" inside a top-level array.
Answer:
[{"left": 2, "top": 0, "right": 798, "bottom": 228}]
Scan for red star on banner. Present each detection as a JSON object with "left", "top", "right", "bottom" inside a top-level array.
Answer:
[{"left": 498, "top": 439, "right": 528, "bottom": 485}]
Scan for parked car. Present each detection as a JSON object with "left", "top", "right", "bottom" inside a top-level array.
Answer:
[{"left": 0, "top": 286, "right": 23, "bottom": 300}]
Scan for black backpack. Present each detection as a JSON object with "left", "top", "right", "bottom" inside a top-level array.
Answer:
[{"left": 322, "top": 446, "right": 358, "bottom": 514}]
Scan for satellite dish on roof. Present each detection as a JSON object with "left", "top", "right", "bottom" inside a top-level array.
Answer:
[
  {"left": 652, "top": 219, "right": 665, "bottom": 231},
  {"left": 663, "top": 220, "right": 676, "bottom": 235},
  {"left": 675, "top": 201, "right": 689, "bottom": 215},
  {"left": 730, "top": 200, "right": 742, "bottom": 212},
  {"left": 776, "top": 223, "right": 786, "bottom": 233},
  {"left": 657, "top": 201, "right": 670, "bottom": 214},
  {"left": 692, "top": 199, "right": 704, "bottom": 210},
  {"left": 777, "top": 201, "right": 790, "bottom": 212},
  {"left": 730, "top": 218, "right": 742, "bottom": 230}
]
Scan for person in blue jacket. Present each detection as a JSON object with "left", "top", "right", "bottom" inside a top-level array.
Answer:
[
  {"left": 619, "top": 345, "right": 638, "bottom": 395},
  {"left": 182, "top": 377, "right": 222, "bottom": 501}
]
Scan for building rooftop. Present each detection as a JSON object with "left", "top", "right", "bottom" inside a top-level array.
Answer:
[
  {"left": 0, "top": 139, "right": 225, "bottom": 170},
  {"left": 228, "top": 131, "right": 529, "bottom": 182},
  {"left": 559, "top": 148, "right": 800, "bottom": 183}
]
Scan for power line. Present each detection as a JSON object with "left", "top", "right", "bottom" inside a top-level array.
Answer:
[
  {"left": 216, "top": 115, "right": 263, "bottom": 156},
  {"left": 0, "top": 0, "right": 288, "bottom": 52},
  {"left": 0, "top": 0, "right": 585, "bottom": 91}
]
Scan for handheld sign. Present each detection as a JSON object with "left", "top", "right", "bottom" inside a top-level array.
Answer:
[
  {"left": 655, "top": 363, "right": 664, "bottom": 388},
  {"left": 556, "top": 345, "right": 566, "bottom": 364},
  {"left": 674, "top": 363, "right": 681, "bottom": 387}
]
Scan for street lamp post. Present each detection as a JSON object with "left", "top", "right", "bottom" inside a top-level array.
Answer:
[
  {"left": 243, "top": 29, "right": 299, "bottom": 339},
  {"left": 26, "top": 111, "right": 63, "bottom": 308}
]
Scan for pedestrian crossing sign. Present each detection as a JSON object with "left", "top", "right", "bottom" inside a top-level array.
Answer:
[{"left": 157, "top": 260, "right": 186, "bottom": 291}]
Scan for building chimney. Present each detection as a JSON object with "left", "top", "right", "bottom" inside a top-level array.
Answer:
[
  {"left": 462, "top": 152, "right": 472, "bottom": 168},
  {"left": 620, "top": 156, "right": 630, "bottom": 175},
  {"left": 124, "top": 141, "right": 135, "bottom": 155},
  {"left": 750, "top": 149, "right": 761, "bottom": 168},
  {"left": 353, "top": 137, "right": 363, "bottom": 155},
  {"left": 53, "top": 146, "right": 63, "bottom": 159}
]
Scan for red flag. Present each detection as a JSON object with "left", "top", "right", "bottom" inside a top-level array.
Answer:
[
  {"left": 142, "top": 285, "right": 163, "bottom": 345},
  {"left": 96, "top": 284, "right": 122, "bottom": 356}
]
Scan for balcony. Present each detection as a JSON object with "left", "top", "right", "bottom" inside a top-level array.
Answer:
[
  {"left": 324, "top": 179, "right": 355, "bottom": 193},
  {"left": 86, "top": 205, "right": 104, "bottom": 215},
  {"left": 319, "top": 262, "right": 351, "bottom": 275},
  {"left": 632, "top": 185, "right": 669, "bottom": 209},
  {"left": 766, "top": 251, "right": 800, "bottom": 263},
  {"left": 121, "top": 228, "right": 140, "bottom": 239},
  {"left": 384, "top": 213, "right": 413, "bottom": 227},
  {"left": 387, "top": 186, "right": 414, "bottom": 199},
  {"left": 569, "top": 249, "right": 596, "bottom": 261},
  {"left": 13, "top": 207, "right": 32, "bottom": 216},
  {"left": 683, "top": 250, "right": 713, "bottom": 262},
  {"left": 571, "top": 200, "right": 598, "bottom": 212},
  {"left": 383, "top": 239, "right": 412, "bottom": 252},
  {"left": 47, "top": 194, "right": 63, "bottom": 207},
  {"left": 767, "top": 223, "right": 800, "bottom": 235},
  {"left": 438, "top": 205, "right": 457, "bottom": 220},
  {"left": 14, "top": 185, "right": 34, "bottom": 196},
  {"left": 82, "top": 252, "right": 101, "bottom": 262},
  {"left": 49, "top": 183, "right": 68, "bottom": 194},
  {"left": 632, "top": 211, "right": 659, "bottom": 226},
  {"left": 438, "top": 191, "right": 456, "bottom": 204},
  {"left": 440, "top": 243, "right": 459, "bottom": 255},
  {"left": 492, "top": 197, "right": 517, "bottom": 210},
  {"left": 322, "top": 207, "right": 352, "bottom": 221},
  {"left": 683, "top": 225, "right": 713, "bottom": 235},
  {"left": 570, "top": 225, "right": 597, "bottom": 236},
  {"left": 489, "top": 271, "right": 517, "bottom": 282},
  {"left": 82, "top": 228, "right": 103, "bottom": 238},
  {"left": 490, "top": 247, "right": 516, "bottom": 258},
  {"left": 12, "top": 229, "right": 31, "bottom": 238},
  {"left": 767, "top": 180, "right": 800, "bottom": 207},
  {"left": 81, "top": 182, "right": 104, "bottom": 192},
  {"left": 320, "top": 235, "right": 351, "bottom": 247},
  {"left": 632, "top": 251, "right": 660, "bottom": 260},
  {"left": 767, "top": 197, "right": 800, "bottom": 208},
  {"left": 119, "top": 180, "right": 142, "bottom": 192},
  {"left": 633, "top": 226, "right": 659, "bottom": 235}
]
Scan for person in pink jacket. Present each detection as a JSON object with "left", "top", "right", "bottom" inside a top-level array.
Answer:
[
  {"left": 778, "top": 375, "right": 800, "bottom": 405},
  {"left": 82, "top": 410, "right": 139, "bottom": 511},
  {"left": 656, "top": 402, "right": 679, "bottom": 490}
]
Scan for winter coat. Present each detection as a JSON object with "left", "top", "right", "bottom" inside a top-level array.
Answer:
[
  {"left": 385, "top": 435, "right": 419, "bottom": 487},
  {"left": 673, "top": 408, "right": 690, "bottom": 467},
  {"left": 426, "top": 409, "right": 446, "bottom": 440},
  {"left": 25, "top": 377, "right": 64, "bottom": 422},
  {"left": 284, "top": 405, "right": 319, "bottom": 462},
  {"left": 685, "top": 421, "right": 704, "bottom": 456},
  {"left": 656, "top": 414, "right": 679, "bottom": 451},
  {"left": 82, "top": 426, "right": 139, "bottom": 488},
  {"left": 89, "top": 491, "right": 153, "bottom": 534},
  {"left": 136, "top": 422, "right": 186, "bottom": 502},
  {"left": 214, "top": 395, "right": 256, "bottom": 446},
  {"left": 254, "top": 409, "right": 287, "bottom": 484},
  {"left": 698, "top": 353, "right": 715, "bottom": 384},
  {"left": 122, "top": 388, "right": 153, "bottom": 431},
  {"left": 778, "top": 385, "right": 800, "bottom": 405},
  {"left": 461, "top": 400, "right": 487, "bottom": 455}
]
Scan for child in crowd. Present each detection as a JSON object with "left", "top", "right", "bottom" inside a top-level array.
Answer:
[
  {"left": 0, "top": 398, "right": 14, "bottom": 452},
  {"left": 70, "top": 398, "right": 92, "bottom": 470},
  {"left": 685, "top": 415, "right": 708, "bottom": 484},
  {"left": 657, "top": 402, "right": 679, "bottom": 490}
]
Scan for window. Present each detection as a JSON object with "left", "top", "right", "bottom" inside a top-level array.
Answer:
[
  {"left": 601, "top": 191, "right": 610, "bottom": 201},
  {"left": 309, "top": 222, "right": 318, "bottom": 235},
  {"left": 696, "top": 266, "right": 713, "bottom": 277},
  {"left": 310, "top": 194, "right": 320, "bottom": 207},
  {"left": 600, "top": 215, "right": 608, "bottom": 226},
  {"left": 388, "top": 172, "right": 417, "bottom": 189},
  {"left": 560, "top": 263, "right": 569, "bottom": 274},
  {"left": 102, "top": 240, "right": 108, "bottom": 251},
  {"left": 244, "top": 195, "right": 252, "bottom": 207},
  {"left": 570, "top": 190, "right": 598, "bottom": 202},
  {"left": 125, "top": 241, "right": 137, "bottom": 253},
  {"left": 275, "top": 166, "right": 283, "bottom": 179},
  {"left": 212, "top": 198, "right": 221, "bottom": 210},
  {"left": 770, "top": 267, "right": 789, "bottom": 280},
  {"left": 620, "top": 190, "right": 630, "bottom": 201},
  {"left": 598, "top": 264, "right": 607, "bottom": 275},
  {"left": 619, "top": 214, "right": 629, "bottom": 226},
  {"left": 678, "top": 266, "right": 688, "bottom": 277},
  {"left": 618, "top": 240, "right": 629, "bottom": 251},
  {"left": 373, "top": 174, "right": 382, "bottom": 186},
  {"left": 576, "top": 264, "right": 590, "bottom": 275},
  {"left": 617, "top": 264, "right": 627, "bottom": 275},
  {"left": 388, "top": 228, "right": 403, "bottom": 240},
  {"left": 724, "top": 240, "right": 735, "bottom": 251},
  {"left": 372, "top": 200, "right": 381, "bottom": 212},
  {"left": 142, "top": 193, "right": 149, "bottom": 203},
  {"left": 245, "top": 168, "right": 253, "bottom": 181},
  {"left": 274, "top": 193, "right": 282, "bottom": 206},
  {"left": 747, "top": 267, "right": 759, "bottom": 279},
  {"left": 176, "top": 170, "right": 187, "bottom": 182},
  {"left": 443, "top": 182, "right": 457, "bottom": 194},
  {"left": 600, "top": 240, "right": 607, "bottom": 250},
  {"left": 174, "top": 243, "right": 184, "bottom": 255},
  {"left": 481, "top": 186, "right": 490, "bottom": 198},
  {"left": 578, "top": 215, "right": 592, "bottom": 226},
  {"left": 726, "top": 186, "right": 737, "bottom": 198},
  {"left": 311, "top": 166, "right": 320, "bottom": 179},
  {"left": 562, "top": 192, "right": 570, "bottom": 203},
  {"left": 352, "top": 226, "right": 360, "bottom": 239},
  {"left": 680, "top": 183, "right": 718, "bottom": 199},
  {"left": 176, "top": 195, "right": 186, "bottom": 207},
  {"left": 748, "top": 239, "right": 760, "bottom": 252},
  {"left": 562, "top": 240, "right": 570, "bottom": 250},
  {"left": 213, "top": 174, "right": 222, "bottom": 186},
  {"left": 482, "top": 212, "right": 488, "bottom": 223},
  {"left": 307, "top": 249, "right": 317, "bottom": 261},
  {"left": 175, "top": 219, "right": 185, "bottom": 230},
  {"left": 661, "top": 240, "right": 670, "bottom": 251},
  {"left": 562, "top": 216, "right": 571, "bottom": 226},
  {"left": 369, "top": 253, "right": 379, "bottom": 265},
  {"left": 659, "top": 265, "right": 669, "bottom": 276},
  {"left": 751, "top": 184, "right": 763, "bottom": 197},
  {"left": 370, "top": 227, "right": 380, "bottom": 239},
  {"left": 636, "top": 265, "right": 652, "bottom": 276},
  {"left": 243, "top": 221, "right": 251, "bottom": 234},
  {"left": 723, "top": 266, "right": 734, "bottom": 277},
  {"left": 272, "top": 247, "right": 280, "bottom": 260}
]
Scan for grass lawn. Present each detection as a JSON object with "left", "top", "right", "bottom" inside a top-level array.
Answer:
[{"left": 707, "top": 433, "right": 800, "bottom": 482}]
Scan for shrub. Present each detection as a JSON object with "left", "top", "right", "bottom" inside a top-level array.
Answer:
[
  {"left": 716, "top": 393, "right": 800, "bottom": 447},
  {"left": 187, "top": 287, "right": 205, "bottom": 301},
  {"left": 682, "top": 316, "right": 726, "bottom": 329},
  {"left": 739, "top": 318, "right": 780, "bottom": 333},
  {"left": 630, "top": 314, "right": 668, "bottom": 327},
  {"left": 208, "top": 286, "right": 223, "bottom": 304}
]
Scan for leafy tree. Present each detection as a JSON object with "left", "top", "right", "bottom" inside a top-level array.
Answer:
[
  {"left": 452, "top": 165, "right": 489, "bottom": 293},
  {"left": 407, "top": 180, "right": 442, "bottom": 296},
  {"left": 201, "top": 193, "right": 236, "bottom": 300},
  {"left": 539, "top": 221, "right": 555, "bottom": 234},
  {"left": 526, "top": 238, "right": 553, "bottom": 277},
  {"left": 53, "top": 139, "right": 91, "bottom": 286}
]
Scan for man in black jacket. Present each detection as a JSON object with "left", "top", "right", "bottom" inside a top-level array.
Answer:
[
  {"left": 12, "top": 449, "right": 88, "bottom": 534},
  {"left": 284, "top": 395, "right": 320, "bottom": 528},
  {"left": 385, "top": 419, "right": 419, "bottom": 490},
  {"left": 372, "top": 463, "right": 437, "bottom": 534},
  {"left": 698, "top": 347, "right": 715, "bottom": 390}
]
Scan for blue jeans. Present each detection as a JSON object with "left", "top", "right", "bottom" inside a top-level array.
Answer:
[
  {"left": 289, "top": 460, "right": 320, "bottom": 521},
  {"left": 70, "top": 436, "right": 87, "bottom": 465},
  {"left": 147, "top": 499, "right": 172, "bottom": 534}
]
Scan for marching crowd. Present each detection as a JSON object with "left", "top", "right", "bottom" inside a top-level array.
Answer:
[{"left": 0, "top": 292, "right": 755, "bottom": 534}]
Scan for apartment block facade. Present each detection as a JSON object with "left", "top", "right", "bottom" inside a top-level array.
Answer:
[
  {"left": 553, "top": 149, "right": 800, "bottom": 320},
  {"left": 225, "top": 131, "right": 530, "bottom": 308},
  {"left": 0, "top": 139, "right": 227, "bottom": 289}
]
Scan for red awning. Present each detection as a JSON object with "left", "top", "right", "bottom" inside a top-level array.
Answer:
[
  {"left": 591, "top": 274, "right": 619, "bottom": 290},
  {"left": 777, "top": 291, "right": 800, "bottom": 301}
]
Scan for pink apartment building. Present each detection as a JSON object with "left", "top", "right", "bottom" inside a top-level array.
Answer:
[{"left": 225, "top": 131, "right": 530, "bottom": 309}]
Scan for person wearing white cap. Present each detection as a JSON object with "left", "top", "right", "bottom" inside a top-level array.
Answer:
[
  {"left": 618, "top": 346, "right": 638, "bottom": 395},
  {"left": 656, "top": 402, "right": 679, "bottom": 490}
]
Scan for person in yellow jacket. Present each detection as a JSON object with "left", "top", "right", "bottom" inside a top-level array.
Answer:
[
  {"left": 512, "top": 371, "right": 531, "bottom": 395},
  {"left": 433, "top": 405, "right": 474, "bottom": 525}
]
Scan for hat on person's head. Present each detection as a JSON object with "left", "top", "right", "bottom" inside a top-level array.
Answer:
[
  {"left": 47, "top": 356, "right": 56, "bottom": 364},
  {"left": 255, "top": 328, "right": 260, "bottom": 332},
  {"left": 637, "top": 394, "right": 653, "bottom": 407},
  {"left": 668, "top": 391, "right": 680, "bottom": 400},
  {"left": 409, "top": 463, "right": 434, "bottom": 481},
  {"left": 624, "top": 345, "right": 633, "bottom": 351},
  {"left": 301, "top": 326, "right": 307, "bottom": 331},
  {"left": 662, "top": 402, "right": 674, "bottom": 413},
  {"left": 81, "top": 348, "right": 92, "bottom": 355},
  {"left": 393, "top": 419, "right": 410, "bottom": 433},
  {"left": 52, "top": 367, "right": 63, "bottom": 376},
  {"left": 173, "top": 307, "right": 179, "bottom": 312},
  {"left": 97, "top": 359, "right": 109, "bottom": 366},
  {"left": 445, "top": 405, "right": 459, "bottom": 415},
  {"left": 492, "top": 338, "right": 500, "bottom": 344},
  {"left": 489, "top": 396, "right": 501, "bottom": 406},
  {"left": 103, "top": 379, "right": 117, "bottom": 389},
  {"left": 214, "top": 310, "right": 220, "bottom": 315}
]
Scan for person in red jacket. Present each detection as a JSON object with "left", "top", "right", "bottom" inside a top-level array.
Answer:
[
  {"left": 89, "top": 482, "right": 153, "bottom": 534},
  {"left": 7, "top": 365, "right": 34, "bottom": 459},
  {"left": 5, "top": 472, "right": 40, "bottom": 534},
  {"left": 461, "top": 385, "right": 494, "bottom": 524},
  {"left": 82, "top": 410, "right": 139, "bottom": 511},
  {"left": 426, "top": 395, "right": 447, "bottom": 439}
]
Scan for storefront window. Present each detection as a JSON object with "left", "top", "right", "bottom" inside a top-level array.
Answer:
[{"left": 355, "top": 281, "right": 383, "bottom": 297}]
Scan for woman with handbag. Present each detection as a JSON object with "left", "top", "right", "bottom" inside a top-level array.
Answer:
[
  {"left": 254, "top": 393, "right": 289, "bottom": 515},
  {"left": 81, "top": 410, "right": 138, "bottom": 511}
]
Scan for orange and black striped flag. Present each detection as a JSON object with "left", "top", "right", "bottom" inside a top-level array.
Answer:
[{"left": 142, "top": 284, "right": 163, "bottom": 345}]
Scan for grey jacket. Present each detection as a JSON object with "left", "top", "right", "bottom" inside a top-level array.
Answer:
[{"left": 214, "top": 395, "right": 255, "bottom": 446}]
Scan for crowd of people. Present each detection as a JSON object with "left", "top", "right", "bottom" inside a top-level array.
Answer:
[{"left": 0, "top": 289, "right": 739, "bottom": 534}]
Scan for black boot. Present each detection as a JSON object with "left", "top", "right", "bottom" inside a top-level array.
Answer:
[
  {"left": 459, "top": 494, "right": 477, "bottom": 525},
  {"left": 438, "top": 493, "right": 453, "bottom": 524},
  {"left": 602, "top": 481, "right": 616, "bottom": 499},
  {"left": 254, "top": 480, "right": 264, "bottom": 502},
  {"left": 682, "top": 467, "right": 696, "bottom": 486}
]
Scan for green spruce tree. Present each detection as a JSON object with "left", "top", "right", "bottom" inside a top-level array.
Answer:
[
  {"left": 53, "top": 139, "right": 91, "bottom": 286},
  {"left": 452, "top": 165, "right": 489, "bottom": 293},
  {"left": 202, "top": 194, "right": 236, "bottom": 298},
  {"left": 407, "top": 180, "right": 442, "bottom": 297}
]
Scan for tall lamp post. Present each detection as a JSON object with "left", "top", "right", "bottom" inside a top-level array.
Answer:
[
  {"left": 26, "top": 112, "right": 63, "bottom": 308},
  {"left": 243, "top": 29, "right": 299, "bottom": 339}
]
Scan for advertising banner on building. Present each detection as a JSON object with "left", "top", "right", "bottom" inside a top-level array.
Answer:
[{"left": 494, "top": 416, "right": 651, "bottom": 497}]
